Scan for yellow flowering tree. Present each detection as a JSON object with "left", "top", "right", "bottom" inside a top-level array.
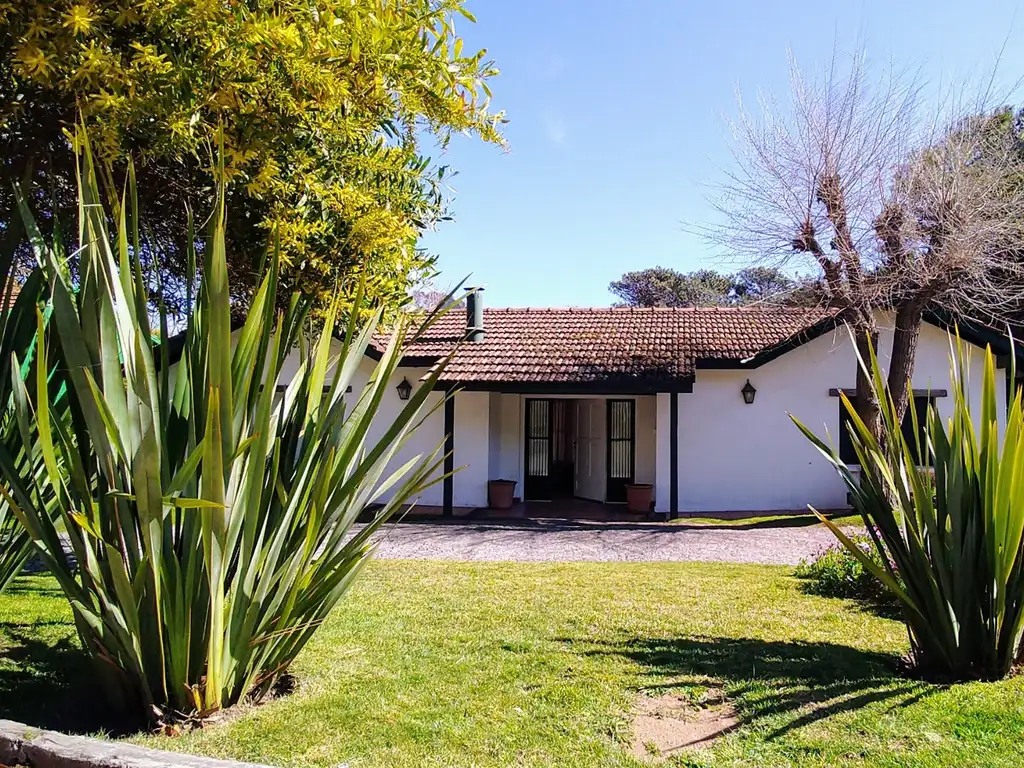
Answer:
[{"left": 0, "top": 0, "right": 503, "bottom": 311}]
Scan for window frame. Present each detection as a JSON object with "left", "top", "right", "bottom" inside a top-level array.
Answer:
[{"left": 831, "top": 388, "right": 946, "bottom": 468}]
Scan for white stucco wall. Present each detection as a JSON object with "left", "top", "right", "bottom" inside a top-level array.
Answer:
[
  {"left": 451, "top": 391, "right": 490, "bottom": 507},
  {"left": 635, "top": 396, "right": 657, "bottom": 489},
  {"left": 186, "top": 332, "right": 487, "bottom": 509},
  {"left": 353, "top": 364, "right": 491, "bottom": 509},
  {"left": 358, "top": 363, "right": 447, "bottom": 507},
  {"left": 671, "top": 316, "right": 1004, "bottom": 513},
  {"left": 496, "top": 394, "right": 522, "bottom": 488},
  {"left": 487, "top": 392, "right": 501, "bottom": 479}
]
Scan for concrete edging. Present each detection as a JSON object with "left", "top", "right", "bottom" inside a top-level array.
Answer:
[{"left": 0, "top": 720, "right": 275, "bottom": 768}]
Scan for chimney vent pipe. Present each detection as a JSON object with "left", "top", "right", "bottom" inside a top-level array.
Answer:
[{"left": 465, "top": 287, "right": 484, "bottom": 342}]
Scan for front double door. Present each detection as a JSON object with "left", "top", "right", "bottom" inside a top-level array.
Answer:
[{"left": 523, "top": 398, "right": 635, "bottom": 502}]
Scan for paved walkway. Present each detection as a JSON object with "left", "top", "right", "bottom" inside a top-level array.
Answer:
[{"left": 366, "top": 519, "right": 844, "bottom": 566}]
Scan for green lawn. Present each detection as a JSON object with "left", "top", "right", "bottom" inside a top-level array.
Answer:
[{"left": 2, "top": 562, "right": 1023, "bottom": 767}]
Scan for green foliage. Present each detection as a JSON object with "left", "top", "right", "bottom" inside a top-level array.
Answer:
[
  {"left": 0, "top": 137, "right": 455, "bottom": 721},
  {"left": 795, "top": 536, "right": 897, "bottom": 609},
  {"left": 0, "top": 344, "right": 36, "bottom": 592},
  {"left": 0, "top": 413, "right": 37, "bottom": 591},
  {"left": 0, "top": 210, "right": 57, "bottom": 593},
  {"left": 609, "top": 265, "right": 801, "bottom": 307},
  {"left": 794, "top": 334, "right": 1024, "bottom": 680},
  {"left": 0, "top": 0, "right": 503, "bottom": 312},
  {"left": 0, "top": 509, "right": 29, "bottom": 591}
]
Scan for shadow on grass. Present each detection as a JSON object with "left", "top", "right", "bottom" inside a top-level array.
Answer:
[
  {"left": 572, "top": 635, "right": 938, "bottom": 740},
  {"left": 0, "top": 621, "right": 141, "bottom": 735},
  {"left": 794, "top": 581, "right": 905, "bottom": 621},
  {"left": 674, "top": 513, "right": 864, "bottom": 531},
  {"left": 1, "top": 581, "right": 66, "bottom": 599},
  {"left": 0, "top": 622, "right": 100, "bottom": 733}
]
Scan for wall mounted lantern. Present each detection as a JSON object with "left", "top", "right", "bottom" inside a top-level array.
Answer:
[
  {"left": 396, "top": 377, "right": 413, "bottom": 401},
  {"left": 741, "top": 379, "right": 757, "bottom": 405}
]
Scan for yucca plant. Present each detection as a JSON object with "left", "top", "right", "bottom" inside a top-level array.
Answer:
[
  {"left": 0, "top": 136, "right": 456, "bottom": 722},
  {"left": 794, "top": 333, "right": 1024, "bottom": 680}
]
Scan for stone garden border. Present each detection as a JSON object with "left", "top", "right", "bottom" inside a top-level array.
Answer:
[{"left": 0, "top": 720, "right": 275, "bottom": 768}]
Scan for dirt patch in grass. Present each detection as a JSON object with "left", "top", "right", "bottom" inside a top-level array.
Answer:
[{"left": 629, "top": 688, "right": 739, "bottom": 760}]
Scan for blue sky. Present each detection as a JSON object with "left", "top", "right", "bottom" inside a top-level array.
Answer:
[{"left": 419, "top": 0, "right": 1023, "bottom": 308}]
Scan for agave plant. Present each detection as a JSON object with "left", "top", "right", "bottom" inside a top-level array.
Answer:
[
  {"left": 0, "top": 137, "right": 455, "bottom": 720},
  {"left": 793, "top": 333, "right": 1024, "bottom": 680}
]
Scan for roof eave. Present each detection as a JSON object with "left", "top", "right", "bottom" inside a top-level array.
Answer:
[{"left": 435, "top": 377, "right": 695, "bottom": 394}]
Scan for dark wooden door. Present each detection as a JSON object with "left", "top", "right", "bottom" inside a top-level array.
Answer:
[
  {"left": 524, "top": 399, "right": 553, "bottom": 500},
  {"left": 606, "top": 399, "right": 636, "bottom": 503},
  {"left": 525, "top": 399, "right": 575, "bottom": 500}
]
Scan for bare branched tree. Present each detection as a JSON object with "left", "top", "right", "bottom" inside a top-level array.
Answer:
[
  {"left": 706, "top": 48, "right": 1024, "bottom": 434},
  {"left": 408, "top": 276, "right": 465, "bottom": 311}
]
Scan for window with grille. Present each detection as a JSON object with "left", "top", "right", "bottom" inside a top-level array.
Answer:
[{"left": 839, "top": 394, "right": 933, "bottom": 465}]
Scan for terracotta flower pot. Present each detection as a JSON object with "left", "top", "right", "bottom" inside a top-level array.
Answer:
[
  {"left": 625, "top": 483, "right": 654, "bottom": 513},
  {"left": 487, "top": 479, "right": 517, "bottom": 510}
]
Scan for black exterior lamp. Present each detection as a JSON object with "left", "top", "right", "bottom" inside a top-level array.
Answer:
[
  {"left": 741, "top": 379, "right": 757, "bottom": 405},
  {"left": 396, "top": 377, "right": 413, "bottom": 401}
]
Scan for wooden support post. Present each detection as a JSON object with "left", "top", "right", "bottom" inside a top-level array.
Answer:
[{"left": 443, "top": 394, "right": 455, "bottom": 516}]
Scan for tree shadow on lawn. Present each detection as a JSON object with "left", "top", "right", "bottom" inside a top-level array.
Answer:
[
  {"left": 1, "top": 581, "right": 66, "bottom": 599},
  {"left": 0, "top": 621, "right": 137, "bottom": 735},
  {"left": 673, "top": 514, "right": 861, "bottom": 532},
  {"left": 572, "top": 635, "right": 940, "bottom": 740},
  {"left": 794, "top": 583, "right": 905, "bottom": 622}
]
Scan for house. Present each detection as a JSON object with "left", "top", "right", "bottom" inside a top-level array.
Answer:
[
  {"left": 337, "top": 289, "right": 1016, "bottom": 518},
  {"left": 187, "top": 288, "right": 1014, "bottom": 519}
]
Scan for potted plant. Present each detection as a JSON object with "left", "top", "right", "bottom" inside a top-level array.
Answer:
[
  {"left": 487, "top": 479, "right": 517, "bottom": 509},
  {"left": 625, "top": 483, "right": 654, "bottom": 513}
]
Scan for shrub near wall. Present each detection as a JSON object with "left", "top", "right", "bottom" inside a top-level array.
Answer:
[{"left": 795, "top": 535, "right": 898, "bottom": 612}]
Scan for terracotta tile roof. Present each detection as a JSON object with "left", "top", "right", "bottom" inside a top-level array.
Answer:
[{"left": 384, "top": 306, "right": 836, "bottom": 385}]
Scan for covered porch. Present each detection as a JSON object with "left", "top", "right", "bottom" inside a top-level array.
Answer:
[{"left": 439, "top": 388, "right": 681, "bottom": 520}]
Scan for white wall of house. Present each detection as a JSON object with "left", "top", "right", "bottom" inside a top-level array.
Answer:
[
  {"left": 452, "top": 391, "right": 490, "bottom": 507},
  {"left": 635, "top": 396, "right": 657, "bottom": 488},
  {"left": 493, "top": 393, "right": 522, "bottom": 486},
  {"left": 349, "top": 362, "right": 493, "bottom": 509},
  {"left": 179, "top": 332, "right": 482, "bottom": 509},
  {"left": 359, "top": 363, "right": 448, "bottom": 508},
  {"left": 660, "top": 317, "right": 1004, "bottom": 514}
]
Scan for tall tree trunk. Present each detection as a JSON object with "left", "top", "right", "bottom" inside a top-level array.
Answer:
[
  {"left": 853, "top": 321, "right": 882, "bottom": 442},
  {"left": 887, "top": 299, "right": 925, "bottom": 424}
]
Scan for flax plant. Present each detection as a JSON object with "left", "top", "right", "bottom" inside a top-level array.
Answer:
[
  {"left": 0, "top": 262, "right": 51, "bottom": 593},
  {"left": 0, "top": 137, "right": 455, "bottom": 721},
  {"left": 794, "top": 334, "right": 1024, "bottom": 680}
]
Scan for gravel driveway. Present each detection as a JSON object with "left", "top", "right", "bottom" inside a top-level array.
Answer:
[{"left": 365, "top": 519, "right": 842, "bottom": 566}]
